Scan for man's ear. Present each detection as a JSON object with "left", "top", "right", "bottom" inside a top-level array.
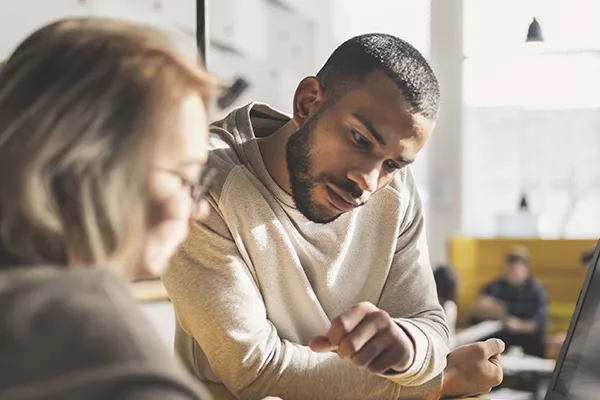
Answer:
[{"left": 291, "top": 76, "right": 324, "bottom": 127}]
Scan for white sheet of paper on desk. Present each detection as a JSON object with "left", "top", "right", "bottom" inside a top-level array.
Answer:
[
  {"left": 453, "top": 320, "right": 503, "bottom": 348},
  {"left": 501, "top": 354, "right": 555, "bottom": 373}
]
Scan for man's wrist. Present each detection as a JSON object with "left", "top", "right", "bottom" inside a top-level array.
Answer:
[
  {"left": 440, "top": 366, "right": 460, "bottom": 398},
  {"left": 391, "top": 320, "right": 417, "bottom": 372}
]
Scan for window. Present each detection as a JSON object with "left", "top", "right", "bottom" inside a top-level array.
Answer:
[{"left": 463, "top": 0, "right": 600, "bottom": 237}]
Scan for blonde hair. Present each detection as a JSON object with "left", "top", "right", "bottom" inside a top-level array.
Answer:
[{"left": 0, "top": 18, "right": 212, "bottom": 270}]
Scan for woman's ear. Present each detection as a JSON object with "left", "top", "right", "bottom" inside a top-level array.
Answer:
[{"left": 291, "top": 76, "right": 324, "bottom": 127}]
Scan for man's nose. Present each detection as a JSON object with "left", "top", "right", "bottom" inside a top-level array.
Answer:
[{"left": 347, "top": 166, "right": 379, "bottom": 194}]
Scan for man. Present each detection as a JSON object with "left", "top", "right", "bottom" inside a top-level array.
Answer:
[
  {"left": 471, "top": 246, "right": 548, "bottom": 357},
  {"left": 164, "top": 34, "right": 503, "bottom": 399}
]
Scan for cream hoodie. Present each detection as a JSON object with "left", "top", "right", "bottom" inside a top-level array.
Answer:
[{"left": 163, "top": 103, "right": 449, "bottom": 400}]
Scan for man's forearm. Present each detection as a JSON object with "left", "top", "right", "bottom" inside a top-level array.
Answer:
[
  {"left": 208, "top": 337, "right": 407, "bottom": 400},
  {"left": 521, "top": 318, "right": 537, "bottom": 333},
  {"left": 471, "top": 296, "right": 506, "bottom": 321},
  {"left": 508, "top": 318, "right": 537, "bottom": 334},
  {"left": 178, "top": 316, "right": 444, "bottom": 400}
]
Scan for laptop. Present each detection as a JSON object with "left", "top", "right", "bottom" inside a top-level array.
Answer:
[{"left": 545, "top": 240, "right": 600, "bottom": 400}]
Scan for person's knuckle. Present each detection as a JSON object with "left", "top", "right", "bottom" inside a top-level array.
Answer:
[
  {"left": 351, "top": 352, "right": 368, "bottom": 367},
  {"left": 367, "top": 362, "right": 386, "bottom": 375},
  {"left": 472, "top": 343, "right": 486, "bottom": 359},
  {"left": 387, "top": 324, "right": 404, "bottom": 343},
  {"left": 374, "top": 310, "right": 391, "bottom": 326},
  {"left": 487, "top": 338, "right": 504, "bottom": 354},
  {"left": 340, "top": 337, "right": 359, "bottom": 355},
  {"left": 333, "top": 315, "right": 352, "bottom": 333},
  {"left": 358, "top": 301, "right": 376, "bottom": 311},
  {"left": 336, "top": 346, "right": 351, "bottom": 359}
]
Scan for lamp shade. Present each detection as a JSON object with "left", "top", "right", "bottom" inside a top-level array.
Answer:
[{"left": 526, "top": 18, "right": 544, "bottom": 42}]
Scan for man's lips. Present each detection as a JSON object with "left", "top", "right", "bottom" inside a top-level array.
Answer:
[{"left": 326, "top": 185, "right": 361, "bottom": 212}]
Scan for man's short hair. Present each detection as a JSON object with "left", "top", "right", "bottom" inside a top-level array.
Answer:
[
  {"left": 316, "top": 33, "right": 440, "bottom": 120},
  {"left": 505, "top": 245, "right": 530, "bottom": 266},
  {"left": 581, "top": 249, "right": 595, "bottom": 266}
]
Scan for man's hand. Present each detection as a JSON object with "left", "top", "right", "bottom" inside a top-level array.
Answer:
[
  {"left": 471, "top": 296, "right": 506, "bottom": 321},
  {"left": 504, "top": 316, "right": 536, "bottom": 334},
  {"left": 441, "top": 339, "right": 505, "bottom": 398},
  {"left": 309, "top": 301, "right": 415, "bottom": 374}
]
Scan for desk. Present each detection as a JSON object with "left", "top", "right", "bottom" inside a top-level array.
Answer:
[
  {"left": 502, "top": 354, "right": 555, "bottom": 376},
  {"left": 500, "top": 353, "right": 555, "bottom": 400}
]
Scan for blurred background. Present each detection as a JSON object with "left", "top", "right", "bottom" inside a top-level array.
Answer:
[{"left": 1, "top": 1, "right": 598, "bottom": 398}]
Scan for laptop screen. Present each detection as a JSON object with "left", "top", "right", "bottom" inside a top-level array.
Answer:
[{"left": 547, "top": 241, "right": 600, "bottom": 400}]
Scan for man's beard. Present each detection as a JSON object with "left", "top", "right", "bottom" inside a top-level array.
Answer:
[{"left": 285, "top": 114, "right": 363, "bottom": 224}]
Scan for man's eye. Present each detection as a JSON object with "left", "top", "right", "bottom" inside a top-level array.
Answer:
[
  {"left": 351, "top": 130, "right": 370, "bottom": 149},
  {"left": 384, "top": 160, "right": 401, "bottom": 171}
]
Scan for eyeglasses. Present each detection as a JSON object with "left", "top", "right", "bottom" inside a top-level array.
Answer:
[{"left": 157, "top": 165, "right": 217, "bottom": 216}]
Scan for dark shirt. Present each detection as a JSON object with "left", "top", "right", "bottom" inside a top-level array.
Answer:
[
  {"left": 0, "top": 266, "right": 209, "bottom": 400},
  {"left": 482, "top": 276, "right": 548, "bottom": 334}
]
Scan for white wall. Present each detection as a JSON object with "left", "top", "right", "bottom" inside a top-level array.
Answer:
[
  {"left": 0, "top": 0, "right": 197, "bottom": 62},
  {"left": 427, "top": 0, "right": 465, "bottom": 266},
  {"left": 330, "top": 0, "right": 430, "bottom": 57},
  {"left": 207, "top": 0, "right": 334, "bottom": 118},
  {"left": 462, "top": 0, "right": 600, "bottom": 239}
]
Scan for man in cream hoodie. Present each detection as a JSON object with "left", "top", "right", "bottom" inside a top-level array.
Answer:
[{"left": 163, "top": 34, "right": 503, "bottom": 400}]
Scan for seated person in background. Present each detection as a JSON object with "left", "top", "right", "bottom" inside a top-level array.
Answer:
[
  {"left": 581, "top": 249, "right": 595, "bottom": 272},
  {"left": 164, "top": 33, "right": 503, "bottom": 400},
  {"left": 471, "top": 246, "right": 548, "bottom": 357},
  {"left": 0, "top": 18, "right": 220, "bottom": 400},
  {"left": 434, "top": 265, "right": 459, "bottom": 347}
]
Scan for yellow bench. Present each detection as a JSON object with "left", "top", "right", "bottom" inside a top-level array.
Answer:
[{"left": 449, "top": 237, "right": 595, "bottom": 330}]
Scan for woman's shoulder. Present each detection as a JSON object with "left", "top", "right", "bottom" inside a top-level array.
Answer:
[
  {"left": 0, "top": 266, "right": 208, "bottom": 399},
  {"left": 0, "top": 264, "right": 126, "bottom": 296},
  {"left": 0, "top": 266, "right": 151, "bottom": 351},
  {"left": 0, "top": 265, "right": 168, "bottom": 371}
]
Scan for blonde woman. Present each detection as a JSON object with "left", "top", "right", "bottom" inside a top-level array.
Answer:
[{"left": 0, "top": 18, "right": 214, "bottom": 399}]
